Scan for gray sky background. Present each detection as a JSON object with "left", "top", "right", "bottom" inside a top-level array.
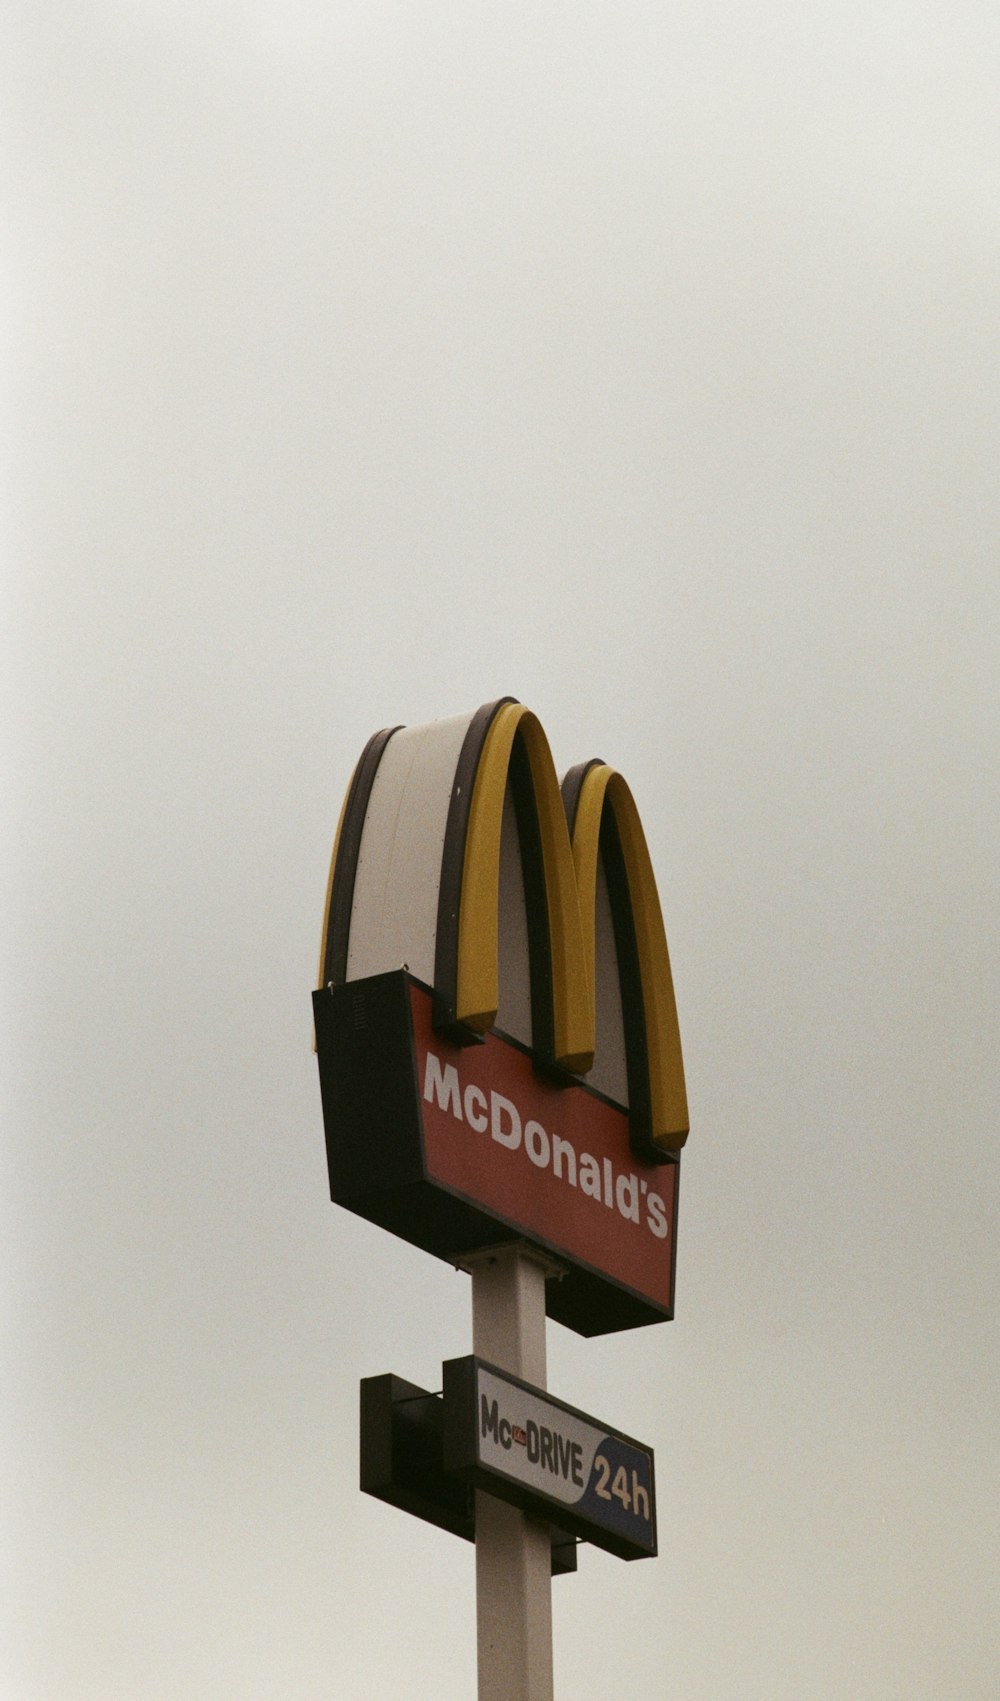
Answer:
[{"left": 4, "top": 3, "right": 998, "bottom": 1697}]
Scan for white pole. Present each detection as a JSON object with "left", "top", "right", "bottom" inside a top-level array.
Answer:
[{"left": 466, "top": 1245, "right": 559, "bottom": 1701}]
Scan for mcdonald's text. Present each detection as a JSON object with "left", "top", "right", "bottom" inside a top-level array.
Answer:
[{"left": 423, "top": 1052, "right": 670, "bottom": 1242}]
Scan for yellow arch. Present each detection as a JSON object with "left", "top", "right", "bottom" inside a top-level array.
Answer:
[
  {"left": 455, "top": 703, "right": 595, "bottom": 1074},
  {"left": 568, "top": 764, "right": 689, "bottom": 1150}
]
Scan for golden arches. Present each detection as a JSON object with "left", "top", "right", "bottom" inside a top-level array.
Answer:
[
  {"left": 319, "top": 700, "right": 689, "bottom": 1153},
  {"left": 568, "top": 764, "right": 688, "bottom": 1150},
  {"left": 454, "top": 703, "right": 595, "bottom": 1074}
]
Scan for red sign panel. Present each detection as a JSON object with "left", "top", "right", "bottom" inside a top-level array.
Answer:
[{"left": 411, "top": 984, "right": 677, "bottom": 1315}]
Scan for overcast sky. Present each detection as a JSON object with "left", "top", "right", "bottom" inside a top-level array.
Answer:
[{"left": 4, "top": 3, "right": 998, "bottom": 1697}]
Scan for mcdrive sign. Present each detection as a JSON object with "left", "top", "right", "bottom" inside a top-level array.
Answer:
[
  {"left": 442, "top": 1357, "right": 657, "bottom": 1561},
  {"left": 313, "top": 697, "right": 689, "bottom": 1336}
]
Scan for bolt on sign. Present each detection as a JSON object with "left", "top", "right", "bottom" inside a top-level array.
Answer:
[{"left": 312, "top": 697, "right": 689, "bottom": 1336}]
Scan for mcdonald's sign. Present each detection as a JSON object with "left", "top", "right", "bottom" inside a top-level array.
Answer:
[{"left": 312, "top": 698, "right": 689, "bottom": 1335}]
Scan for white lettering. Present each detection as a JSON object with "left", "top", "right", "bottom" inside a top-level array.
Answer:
[
  {"left": 646, "top": 1192, "right": 668, "bottom": 1238},
  {"left": 552, "top": 1133, "right": 576, "bottom": 1187},
  {"left": 616, "top": 1171, "right": 640, "bottom": 1222},
  {"left": 420, "top": 1047, "right": 669, "bottom": 1247},
  {"left": 423, "top": 1053, "right": 462, "bottom": 1119},
  {"left": 579, "top": 1152, "right": 602, "bottom": 1200},
  {"left": 631, "top": 1471, "right": 650, "bottom": 1521},
  {"left": 490, "top": 1091, "right": 522, "bottom": 1150},
  {"left": 524, "top": 1119, "right": 550, "bottom": 1168},
  {"left": 463, "top": 1083, "right": 488, "bottom": 1132}
]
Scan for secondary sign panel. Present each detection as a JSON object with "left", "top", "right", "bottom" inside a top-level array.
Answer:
[{"left": 442, "top": 1356, "right": 657, "bottom": 1560}]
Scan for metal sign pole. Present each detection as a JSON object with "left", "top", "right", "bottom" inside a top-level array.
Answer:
[{"left": 467, "top": 1246, "right": 559, "bottom": 1701}]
